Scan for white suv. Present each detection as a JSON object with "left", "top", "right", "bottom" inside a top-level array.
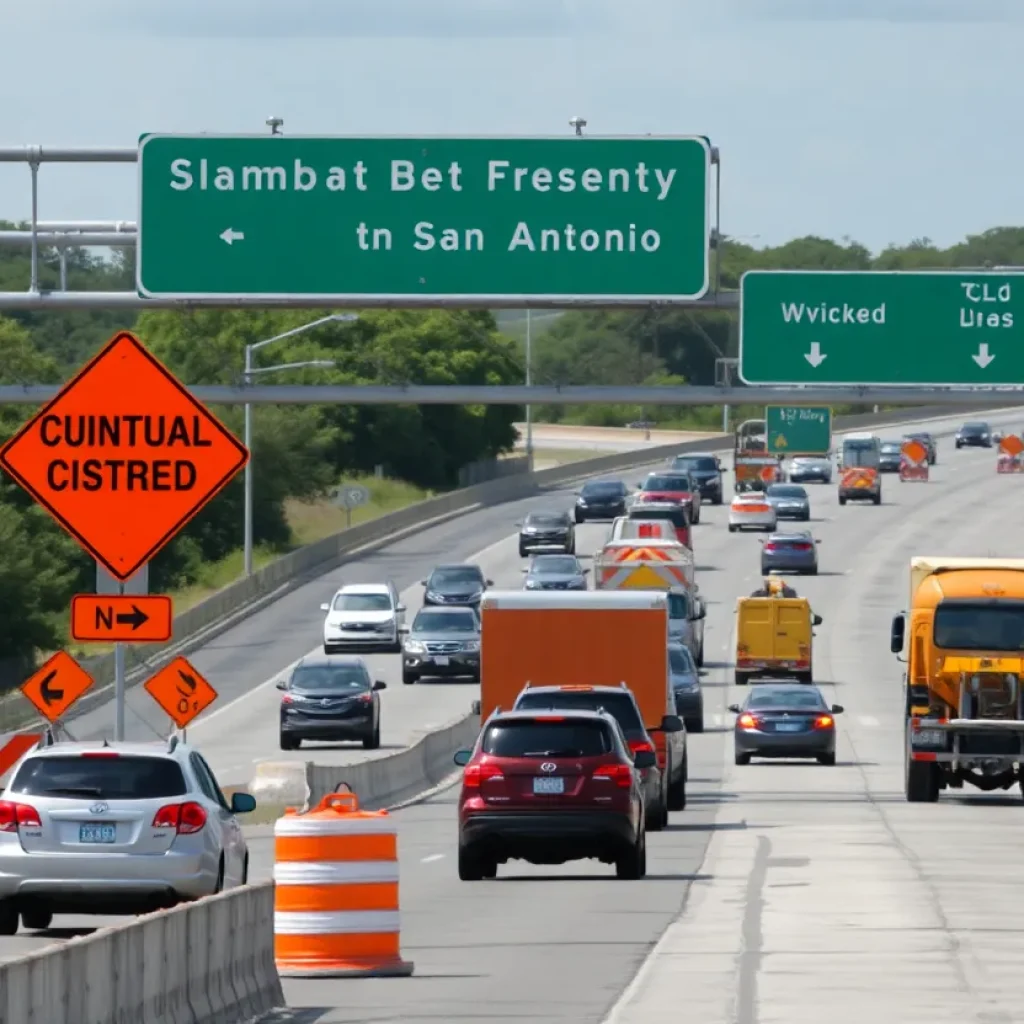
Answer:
[
  {"left": 0, "top": 738, "right": 255, "bottom": 934},
  {"left": 321, "top": 581, "right": 405, "bottom": 653}
]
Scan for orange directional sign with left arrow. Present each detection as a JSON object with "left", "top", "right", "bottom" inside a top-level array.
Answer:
[
  {"left": 21, "top": 651, "right": 95, "bottom": 722},
  {"left": 71, "top": 595, "right": 173, "bottom": 643}
]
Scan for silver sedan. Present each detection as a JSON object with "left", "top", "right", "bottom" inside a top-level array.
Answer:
[
  {"left": 765, "top": 484, "right": 810, "bottom": 521},
  {"left": 760, "top": 531, "right": 820, "bottom": 575}
]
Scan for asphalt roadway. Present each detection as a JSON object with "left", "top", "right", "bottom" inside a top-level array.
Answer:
[{"left": 9, "top": 408, "right": 1024, "bottom": 1024}]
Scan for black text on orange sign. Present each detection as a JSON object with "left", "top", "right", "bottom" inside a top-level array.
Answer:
[{"left": 70, "top": 594, "right": 174, "bottom": 643}]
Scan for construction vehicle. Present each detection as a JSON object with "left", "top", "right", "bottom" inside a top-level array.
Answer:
[
  {"left": 838, "top": 432, "right": 881, "bottom": 505},
  {"left": 891, "top": 557, "right": 1024, "bottom": 802},
  {"left": 593, "top": 537, "right": 695, "bottom": 592},
  {"left": 734, "top": 418, "right": 784, "bottom": 493}
]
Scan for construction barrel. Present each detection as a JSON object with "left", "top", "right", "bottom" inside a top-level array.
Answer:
[{"left": 273, "top": 789, "right": 414, "bottom": 978}]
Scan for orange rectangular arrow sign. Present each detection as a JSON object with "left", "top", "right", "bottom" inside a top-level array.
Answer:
[{"left": 71, "top": 595, "right": 173, "bottom": 643}]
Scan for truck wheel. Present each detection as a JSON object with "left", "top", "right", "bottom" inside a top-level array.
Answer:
[
  {"left": 734, "top": 671, "right": 747, "bottom": 685},
  {"left": 838, "top": 496, "right": 847, "bottom": 506},
  {"left": 797, "top": 671, "right": 813, "bottom": 684},
  {"left": 872, "top": 494, "right": 882, "bottom": 505},
  {"left": 905, "top": 759, "right": 940, "bottom": 802}
]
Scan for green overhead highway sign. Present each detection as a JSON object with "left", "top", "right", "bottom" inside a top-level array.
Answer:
[
  {"left": 137, "top": 134, "right": 712, "bottom": 302},
  {"left": 765, "top": 405, "right": 832, "bottom": 456},
  {"left": 739, "top": 270, "right": 1024, "bottom": 386}
]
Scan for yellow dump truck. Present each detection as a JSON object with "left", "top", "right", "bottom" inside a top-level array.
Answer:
[
  {"left": 734, "top": 593, "right": 822, "bottom": 685},
  {"left": 891, "top": 556, "right": 1024, "bottom": 802}
]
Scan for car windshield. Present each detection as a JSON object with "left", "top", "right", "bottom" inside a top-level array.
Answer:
[
  {"left": 644, "top": 475, "right": 690, "bottom": 490},
  {"left": 525, "top": 514, "right": 568, "bottom": 527},
  {"left": 630, "top": 507, "right": 687, "bottom": 526},
  {"left": 430, "top": 567, "right": 483, "bottom": 586},
  {"left": 673, "top": 456, "right": 717, "bottom": 472},
  {"left": 332, "top": 593, "right": 391, "bottom": 612},
  {"left": 582, "top": 482, "right": 624, "bottom": 497},
  {"left": 290, "top": 664, "right": 370, "bottom": 691},
  {"left": 963, "top": 423, "right": 989, "bottom": 432},
  {"left": 531, "top": 556, "right": 579, "bottom": 575},
  {"left": 880, "top": 443, "right": 901, "bottom": 454},
  {"left": 766, "top": 485, "right": 806, "bottom": 498},
  {"left": 514, "top": 692, "right": 644, "bottom": 733},
  {"left": 413, "top": 610, "right": 478, "bottom": 633},
  {"left": 669, "top": 646, "right": 696, "bottom": 674},
  {"left": 934, "top": 603, "right": 1024, "bottom": 650},
  {"left": 667, "top": 592, "right": 690, "bottom": 619},
  {"left": 482, "top": 720, "right": 613, "bottom": 757},
  {"left": 9, "top": 755, "right": 188, "bottom": 799},
  {"left": 747, "top": 689, "right": 825, "bottom": 710}
]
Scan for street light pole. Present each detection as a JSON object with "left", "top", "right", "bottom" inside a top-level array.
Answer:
[{"left": 242, "top": 314, "right": 357, "bottom": 576}]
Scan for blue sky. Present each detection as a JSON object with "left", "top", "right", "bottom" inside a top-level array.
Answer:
[{"left": 2, "top": 0, "right": 1021, "bottom": 252}]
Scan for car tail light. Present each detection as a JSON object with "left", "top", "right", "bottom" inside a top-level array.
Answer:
[
  {"left": 628, "top": 739, "right": 655, "bottom": 755},
  {"left": 152, "top": 801, "right": 208, "bottom": 834},
  {"left": 462, "top": 763, "right": 505, "bottom": 788},
  {"left": 592, "top": 762, "right": 633, "bottom": 788},
  {"left": 0, "top": 801, "right": 40, "bottom": 833},
  {"left": 813, "top": 715, "right": 834, "bottom": 730},
  {"left": 737, "top": 713, "right": 761, "bottom": 729},
  {"left": 791, "top": 543, "right": 813, "bottom": 552},
  {"left": 764, "top": 543, "right": 778, "bottom": 552}
]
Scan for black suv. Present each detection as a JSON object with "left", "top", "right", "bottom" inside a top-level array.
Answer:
[
  {"left": 517, "top": 510, "right": 575, "bottom": 556},
  {"left": 669, "top": 452, "right": 724, "bottom": 505},
  {"left": 955, "top": 422, "right": 992, "bottom": 448},
  {"left": 574, "top": 479, "right": 630, "bottom": 522}
]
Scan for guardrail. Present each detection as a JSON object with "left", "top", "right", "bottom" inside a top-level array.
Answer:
[
  {"left": 2, "top": 399, "right": 1014, "bottom": 733},
  {"left": 0, "top": 881, "right": 282, "bottom": 1023}
]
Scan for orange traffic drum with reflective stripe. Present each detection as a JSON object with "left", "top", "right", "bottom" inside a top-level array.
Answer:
[{"left": 273, "top": 789, "right": 414, "bottom": 978}]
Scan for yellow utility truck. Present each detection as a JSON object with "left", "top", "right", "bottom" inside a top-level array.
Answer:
[
  {"left": 734, "top": 592, "right": 822, "bottom": 685},
  {"left": 891, "top": 556, "right": 1024, "bottom": 802}
]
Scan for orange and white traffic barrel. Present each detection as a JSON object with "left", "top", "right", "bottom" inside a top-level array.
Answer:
[{"left": 273, "top": 789, "right": 414, "bottom": 978}]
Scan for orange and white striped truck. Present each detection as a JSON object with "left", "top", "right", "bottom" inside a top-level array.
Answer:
[
  {"left": 838, "top": 432, "right": 881, "bottom": 505},
  {"left": 891, "top": 556, "right": 1024, "bottom": 803}
]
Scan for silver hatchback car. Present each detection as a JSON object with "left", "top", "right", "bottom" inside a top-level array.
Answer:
[{"left": 0, "top": 738, "right": 255, "bottom": 934}]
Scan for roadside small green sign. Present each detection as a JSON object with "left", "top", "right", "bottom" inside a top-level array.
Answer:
[{"left": 765, "top": 405, "right": 832, "bottom": 456}]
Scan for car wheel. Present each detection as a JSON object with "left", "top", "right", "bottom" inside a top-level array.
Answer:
[
  {"left": 735, "top": 751, "right": 752, "bottom": 766},
  {"left": 728, "top": 524, "right": 737, "bottom": 533},
  {"left": 481, "top": 859, "right": 498, "bottom": 879},
  {"left": 0, "top": 901, "right": 19, "bottom": 936},
  {"left": 646, "top": 797, "right": 668, "bottom": 831},
  {"left": 696, "top": 644, "right": 705, "bottom": 668},
  {"left": 872, "top": 494, "right": 881, "bottom": 505},
  {"left": 574, "top": 511, "right": 584, "bottom": 523},
  {"left": 734, "top": 671, "right": 747, "bottom": 685},
  {"left": 390, "top": 640, "right": 403, "bottom": 654},
  {"left": 667, "top": 767, "right": 686, "bottom": 811},
  {"left": 817, "top": 752, "right": 836, "bottom": 766},
  {"left": 458, "top": 845, "right": 485, "bottom": 881},
  {"left": 20, "top": 908, "right": 52, "bottom": 931},
  {"left": 280, "top": 733, "right": 300, "bottom": 751},
  {"left": 241, "top": 853, "right": 250, "bottom": 886},
  {"left": 402, "top": 671, "right": 418, "bottom": 685},
  {"left": 363, "top": 724, "right": 381, "bottom": 750},
  {"left": 686, "top": 714, "right": 704, "bottom": 734},
  {"left": 213, "top": 857, "right": 225, "bottom": 895},
  {"left": 807, "top": 567, "right": 818, "bottom": 576},
  {"left": 838, "top": 496, "right": 847, "bottom": 506},
  {"left": 797, "top": 671, "right": 813, "bottom": 684},
  {"left": 615, "top": 827, "right": 646, "bottom": 880}
]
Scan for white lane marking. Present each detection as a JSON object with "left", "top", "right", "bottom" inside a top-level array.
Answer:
[
  {"left": 858, "top": 715, "right": 880, "bottom": 727},
  {"left": 421, "top": 853, "right": 445, "bottom": 863}
]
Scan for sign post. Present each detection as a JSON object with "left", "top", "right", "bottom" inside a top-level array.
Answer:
[
  {"left": 334, "top": 483, "right": 370, "bottom": 529},
  {"left": 765, "top": 405, "right": 832, "bottom": 456},
  {"left": 137, "top": 134, "right": 713, "bottom": 303},
  {"left": 740, "top": 269, "right": 1024, "bottom": 386},
  {"left": 0, "top": 331, "right": 249, "bottom": 740}
]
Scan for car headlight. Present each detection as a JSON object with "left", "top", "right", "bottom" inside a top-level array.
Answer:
[
  {"left": 463, "top": 640, "right": 481, "bottom": 652},
  {"left": 576, "top": 497, "right": 586, "bottom": 505},
  {"left": 404, "top": 639, "right": 425, "bottom": 654},
  {"left": 525, "top": 580, "right": 540, "bottom": 589}
]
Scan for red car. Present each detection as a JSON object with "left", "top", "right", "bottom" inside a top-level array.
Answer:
[
  {"left": 635, "top": 472, "right": 701, "bottom": 524},
  {"left": 453, "top": 709, "right": 650, "bottom": 881}
]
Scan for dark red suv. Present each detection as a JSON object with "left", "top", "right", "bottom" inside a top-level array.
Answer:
[{"left": 453, "top": 710, "right": 650, "bottom": 881}]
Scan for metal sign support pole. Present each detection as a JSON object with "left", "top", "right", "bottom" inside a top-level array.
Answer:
[{"left": 114, "top": 580, "right": 126, "bottom": 741}]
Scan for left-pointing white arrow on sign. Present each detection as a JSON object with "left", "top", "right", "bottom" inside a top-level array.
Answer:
[{"left": 220, "top": 228, "right": 245, "bottom": 245}]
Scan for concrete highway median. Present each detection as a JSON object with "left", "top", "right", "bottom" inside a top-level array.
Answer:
[{"left": 5, "top": 405, "right": 1024, "bottom": 1024}]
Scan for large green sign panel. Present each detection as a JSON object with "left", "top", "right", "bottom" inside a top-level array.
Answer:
[
  {"left": 739, "top": 270, "right": 1024, "bottom": 386},
  {"left": 765, "top": 405, "right": 832, "bottom": 456},
  {"left": 137, "top": 135, "right": 712, "bottom": 302}
]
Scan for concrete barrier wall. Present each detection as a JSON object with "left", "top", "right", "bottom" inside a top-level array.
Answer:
[
  {"left": 2, "top": 400, "right": 1010, "bottom": 732},
  {"left": 0, "top": 881, "right": 282, "bottom": 1024}
]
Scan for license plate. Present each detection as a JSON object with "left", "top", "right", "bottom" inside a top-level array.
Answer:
[
  {"left": 913, "top": 729, "right": 944, "bottom": 745},
  {"left": 79, "top": 823, "right": 116, "bottom": 843},
  {"left": 776, "top": 722, "right": 804, "bottom": 732},
  {"left": 533, "top": 776, "right": 564, "bottom": 794},
  {"left": 433, "top": 655, "right": 450, "bottom": 666}
]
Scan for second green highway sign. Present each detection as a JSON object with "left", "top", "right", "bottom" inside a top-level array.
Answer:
[
  {"left": 740, "top": 270, "right": 1024, "bottom": 386},
  {"left": 765, "top": 405, "right": 832, "bottom": 456},
  {"left": 137, "top": 135, "right": 712, "bottom": 302}
]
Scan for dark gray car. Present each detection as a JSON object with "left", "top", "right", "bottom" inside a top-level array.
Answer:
[
  {"left": 764, "top": 483, "right": 810, "bottom": 521},
  {"left": 421, "top": 564, "right": 492, "bottom": 608},
  {"left": 518, "top": 511, "right": 576, "bottom": 556},
  {"left": 574, "top": 479, "right": 630, "bottom": 522},
  {"left": 402, "top": 606, "right": 481, "bottom": 685},
  {"left": 522, "top": 553, "right": 588, "bottom": 591},
  {"left": 760, "top": 530, "right": 819, "bottom": 575},
  {"left": 730, "top": 683, "right": 843, "bottom": 765},
  {"left": 278, "top": 654, "right": 386, "bottom": 751},
  {"left": 879, "top": 441, "right": 903, "bottom": 473},
  {"left": 669, "top": 643, "right": 703, "bottom": 732}
]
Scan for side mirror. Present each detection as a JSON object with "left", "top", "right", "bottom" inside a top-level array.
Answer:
[
  {"left": 812, "top": 614, "right": 823, "bottom": 626},
  {"left": 660, "top": 714, "right": 684, "bottom": 733},
  {"left": 396, "top": 603, "right": 406, "bottom": 612},
  {"left": 275, "top": 680, "right": 287, "bottom": 691},
  {"left": 582, "top": 567, "right": 590, "bottom": 574},
  {"left": 514, "top": 522, "right": 522, "bottom": 528},
  {"left": 520, "top": 567, "right": 529, "bottom": 573},
  {"left": 831, "top": 704, "right": 845, "bottom": 714},
  {"left": 420, "top": 579, "right": 428, "bottom": 586},
  {"left": 727, "top": 703, "right": 741, "bottom": 714},
  {"left": 373, "top": 680, "right": 387, "bottom": 691},
  {"left": 471, "top": 699, "right": 482, "bottom": 715},
  {"left": 453, "top": 749, "right": 472, "bottom": 767},
  {"left": 230, "top": 792, "right": 257, "bottom": 814},
  {"left": 320, "top": 603, "right": 330, "bottom": 612},
  {"left": 633, "top": 750, "right": 657, "bottom": 770},
  {"left": 890, "top": 613, "right": 906, "bottom": 654},
  {"left": 486, "top": 579, "right": 494, "bottom": 587}
]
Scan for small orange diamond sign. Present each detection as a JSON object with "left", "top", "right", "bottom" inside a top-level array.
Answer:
[
  {"left": 0, "top": 332, "right": 249, "bottom": 582},
  {"left": 901, "top": 440, "right": 928, "bottom": 465},
  {"left": 21, "top": 651, "right": 95, "bottom": 723},
  {"left": 144, "top": 656, "right": 218, "bottom": 729},
  {"left": 1000, "top": 434, "right": 1024, "bottom": 457}
]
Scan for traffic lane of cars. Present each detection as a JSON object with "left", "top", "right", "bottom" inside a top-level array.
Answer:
[{"left": 603, "top": 446, "right": 1023, "bottom": 1022}]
